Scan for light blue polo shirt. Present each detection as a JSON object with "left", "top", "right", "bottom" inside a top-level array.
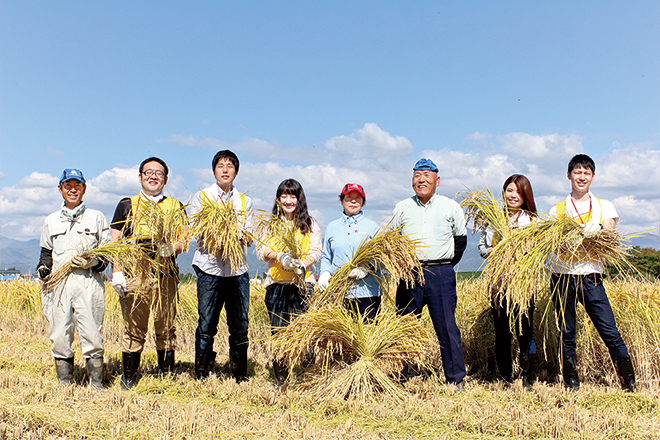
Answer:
[
  {"left": 392, "top": 194, "right": 467, "bottom": 261},
  {"left": 320, "top": 212, "right": 381, "bottom": 298}
]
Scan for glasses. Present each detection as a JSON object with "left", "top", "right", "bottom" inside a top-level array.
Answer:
[{"left": 142, "top": 169, "right": 166, "bottom": 178}]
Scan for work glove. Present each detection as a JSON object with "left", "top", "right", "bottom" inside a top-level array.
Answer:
[
  {"left": 37, "top": 265, "right": 51, "bottom": 281},
  {"left": 112, "top": 271, "right": 127, "bottom": 298},
  {"left": 71, "top": 255, "right": 97, "bottom": 270},
  {"left": 292, "top": 259, "right": 305, "bottom": 276},
  {"left": 582, "top": 222, "right": 602, "bottom": 237},
  {"left": 277, "top": 253, "right": 297, "bottom": 271},
  {"left": 317, "top": 272, "right": 331, "bottom": 291},
  {"left": 348, "top": 266, "right": 369, "bottom": 280},
  {"left": 158, "top": 242, "right": 175, "bottom": 257}
]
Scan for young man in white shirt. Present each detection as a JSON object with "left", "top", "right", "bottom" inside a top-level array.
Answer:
[{"left": 549, "top": 154, "right": 635, "bottom": 392}]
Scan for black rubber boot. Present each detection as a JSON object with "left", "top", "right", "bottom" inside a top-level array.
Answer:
[
  {"left": 562, "top": 355, "right": 580, "bottom": 391},
  {"left": 614, "top": 356, "right": 636, "bottom": 393},
  {"left": 520, "top": 353, "right": 535, "bottom": 391},
  {"left": 272, "top": 360, "right": 287, "bottom": 387},
  {"left": 87, "top": 357, "right": 104, "bottom": 389},
  {"left": 157, "top": 350, "right": 175, "bottom": 375},
  {"left": 195, "top": 349, "right": 215, "bottom": 380},
  {"left": 230, "top": 348, "right": 248, "bottom": 384},
  {"left": 121, "top": 352, "right": 141, "bottom": 390},
  {"left": 54, "top": 357, "right": 74, "bottom": 385}
]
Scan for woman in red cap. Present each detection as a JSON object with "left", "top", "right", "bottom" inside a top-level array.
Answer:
[{"left": 318, "top": 183, "right": 382, "bottom": 320}]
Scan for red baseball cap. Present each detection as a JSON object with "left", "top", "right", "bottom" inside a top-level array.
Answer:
[{"left": 341, "top": 183, "right": 365, "bottom": 198}]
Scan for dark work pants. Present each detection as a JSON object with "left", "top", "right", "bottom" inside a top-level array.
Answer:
[
  {"left": 396, "top": 265, "right": 466, "bottom": 384},
  {"left": 265, "top": 283, "right": 311, "bottom": 335},
  {"left": 343, "top": 296, "right": 382, "bottom": 323},
  {"left": 551, "top": 273, "right": 629, "bottom": 360},
  {"left": 491, "top": 296, "right": 536, "bottom": 378},
  {"left": 194, "top": 266, "right": 250, "bottom": 359}
]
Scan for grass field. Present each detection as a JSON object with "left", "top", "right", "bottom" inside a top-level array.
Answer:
[{"left": 0, "top": 277, "right": 659, "bottom": 439}]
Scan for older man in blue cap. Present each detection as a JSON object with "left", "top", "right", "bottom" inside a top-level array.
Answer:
[
  {"left": 37, "top": 169, "right": 111, "bottom": 388},
  {"left": 392, "top": 158, "right": 468, "bottom": 390}
]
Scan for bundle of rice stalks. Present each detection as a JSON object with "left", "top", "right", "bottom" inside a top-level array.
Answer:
[
  {"left": 43, "top": 240, "right": 153, "bottom": 292},
  {"left": 253, "top": 209, "right": 307, "bottom": 289},
  {"left": 484, "top": 216, "right": 634, "bottom": 316},
  {"left": 129, "top": 195, "right": 191, "bottom": 252},
  {"left": 189, "top": 190, "right": 248, "bottom": 273},
  {"left": 314, "top": 226, "right": 423, "bottom": 307},
  {"left": 271, "top": 304, "right": 434, "bottom": 401},
  {"left": 457, "top": 187, "right": 511, "bottom": 244}
]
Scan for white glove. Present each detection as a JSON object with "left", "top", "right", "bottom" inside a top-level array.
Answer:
[
  {"left": 292, "top": 259, "right": 305, "bottom": 276},
  {"left": 277, "top": 253, "right": 296, "bottom": 271},
  {"left": 349, "top": 266, "right": 369, "bottom": 280},
  {"left": 71, "top": 255, "right": 97, "bottom": 270},
  {"left": 582, "top": 222, "right": 601, "bottom": 237},
  {"left": 112, "top": 271, "right": 127, "bottom": 297},
  {"left": 317, "top": 272, "right": 331, "bottom": 291},
  {"left": 158, "top": 242, "right": 175, "bottom": 257}
]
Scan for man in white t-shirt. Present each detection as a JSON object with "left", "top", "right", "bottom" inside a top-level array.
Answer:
[{"left": 549, "top": 154, "right": 635, "bottom": 392}]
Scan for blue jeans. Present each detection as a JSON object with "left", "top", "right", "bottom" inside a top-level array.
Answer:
[
  {"left": 194, "top": 266, "right": 250, "bottom": 358},
  {"left": 396, "top": 265, "right": 466, "bottom": 384},
  {"left": 551, "top": 273, "right": 629, "bottom": 360}
]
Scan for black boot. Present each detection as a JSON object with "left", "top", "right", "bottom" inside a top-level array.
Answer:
[
  {"left": 54, "top": 357, "right": 74, "bottom": 385},
  {"left": 272, "top": 360, "right": 287, "bottom": 387},
  {"left": 195, "top": 349, "right": 215, "bottom": 380},
  {"left": 614, "top": 356, "right": 636, "bottom": 393},
  {"left": 87, "top": 357, "right": 104, "bottom": 389},
  {"left": 157, "top": 350, "right": 175, "bottom": 375},
  {"left": 562, "top": 355, "right": 580, "bottom": 391},
  {"left": 230, "top": 348, "right": 248, "bottom": 384},
  {"left": 121, "top": 352, "right": 141, "bottom": 390},
  {"left": 520, "top": 353, "right": 535, "bottom": 390}
]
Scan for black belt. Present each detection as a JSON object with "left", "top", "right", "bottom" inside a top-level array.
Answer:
[{"left": 420, "top": 259, "right": 452, "bottom": 267}]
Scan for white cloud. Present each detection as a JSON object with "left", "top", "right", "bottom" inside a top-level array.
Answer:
[{"left": 1, "top": 128, "right": 658, "bottom": 245}]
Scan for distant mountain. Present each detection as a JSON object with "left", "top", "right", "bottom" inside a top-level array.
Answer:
[{"left": 0, "top": 236, "right": 40, "bottom": 274}]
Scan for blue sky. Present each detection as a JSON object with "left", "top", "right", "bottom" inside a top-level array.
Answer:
[{"left": 1, "top": 1, "right": 658, "bottom": 247}]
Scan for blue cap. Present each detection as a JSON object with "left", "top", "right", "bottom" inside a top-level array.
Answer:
[
  {"left": 413, "top": 158, "right": 438, "bottom": 172},
  {"left": 59, "top": 169, "right": 86, "bottom": 185}
]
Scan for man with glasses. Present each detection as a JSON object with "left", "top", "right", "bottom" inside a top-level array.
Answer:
[
  {"left": 37, "top": 169, "right": 111, "bottom": 388},
  {"left": 110, "top": 157, "right": 186, "bottom": 389}
]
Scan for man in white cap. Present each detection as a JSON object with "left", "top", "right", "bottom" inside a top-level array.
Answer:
[{"left": 37, "top": 169, "right": 111, "bottom": 388}]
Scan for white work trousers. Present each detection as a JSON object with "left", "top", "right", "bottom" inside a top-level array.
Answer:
[{"left": 42, "top": 269, "right": 105, "bottom": 359}]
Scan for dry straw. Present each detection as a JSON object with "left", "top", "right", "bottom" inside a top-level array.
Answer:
[
  {"left": 129, "top": 195, "right": 191, "bottom": 251},
  {"left": 189, "top": 190, "right": 248, "bottom": 273},
  {"left": 271, "top": 304, "right": 434, "bottom": 401},
  {"left": 43, "top": 240, "right": 151, "bottom": 292},
  {"left": 457, "top": 187, "right": 512, "bottom": 245},
  {"left": 314, "top": 225, "right": 423, "bottom": 307},
  {"left": 254, "top": 207, "right": 307, "bottom": 289}
]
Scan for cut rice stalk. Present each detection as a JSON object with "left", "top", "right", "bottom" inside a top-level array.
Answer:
[
  {"left": 189, "top": 190, "right": 249, "bottom": 273},
  {"left": 313, "top": 225, "right": 423, "bottom": 307},
  {"left": 43, "top": 241, "right": 154, "bottom": 292}
]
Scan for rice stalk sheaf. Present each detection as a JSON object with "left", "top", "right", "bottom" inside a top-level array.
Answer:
[
  {"left": 189, "top": 190, "right": 248, "bottom": 274},
  {"left": 271, "top": 305, "right": 433, "bottom": 402},
  {"left": 43, "top": 241, "right": 154, "bottom": 293},
  {"left": 253, "top": 208, "right": 307, "bottom": 290},
  {"left": 312, "top": 225, "right": 424, "bottom": 308}
]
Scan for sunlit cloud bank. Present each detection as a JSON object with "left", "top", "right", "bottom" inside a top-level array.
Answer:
[{"left": 2, "top": 125, "right": 658, "bottom": 244}]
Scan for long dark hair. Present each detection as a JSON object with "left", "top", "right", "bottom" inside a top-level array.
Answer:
[
  {"left": 272, "top": 179, "right": 313, "bottom": 234},
  {"left": 502, "top": 174, "right": 537, "bottom": 216}
]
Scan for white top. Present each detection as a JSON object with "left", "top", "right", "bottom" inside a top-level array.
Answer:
[{"left": 548, "top": 192, "right": 618, "bottom": 275}]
